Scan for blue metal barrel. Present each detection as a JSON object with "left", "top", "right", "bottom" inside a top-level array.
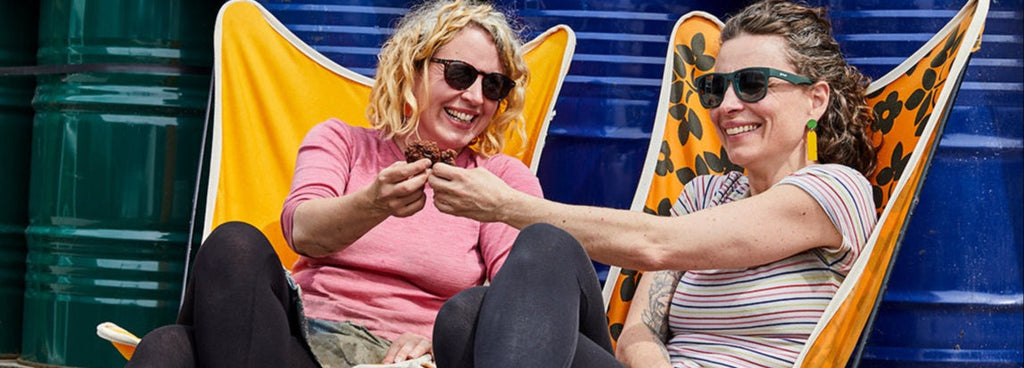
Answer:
[
  {"left": 819, "top": 0, "right": 1024, "bottom": 366},
  {"left": 22, "top": 1, "right": 218, "bottom": 366},
  {"left": 262, "top": 0, "right": 1022, "bottom": 365},
  {"left": 0, "top": 1, "right": 39, "bottom": 358}
]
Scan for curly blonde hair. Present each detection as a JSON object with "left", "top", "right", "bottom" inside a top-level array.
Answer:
[
  {"left": 721, "top": 0, "right": 877, "bottom": 176},
  {"left": 367, "top": 0, "right": 528, "bottom": 157}
]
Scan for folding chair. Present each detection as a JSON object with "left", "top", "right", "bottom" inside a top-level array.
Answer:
[
  {"left": 98, "top": 0, "right": 576, "bottom": 359},
  {"left": 601, "top": 0, "right": 989, "bottom": 366}
]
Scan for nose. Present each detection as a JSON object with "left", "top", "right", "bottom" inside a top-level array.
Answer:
[
  {"left": 715, "top": 82, "right": 744, "bottom": 112},
  {"left": 461, "top": 75, "right": 485, "bottom": 104}
]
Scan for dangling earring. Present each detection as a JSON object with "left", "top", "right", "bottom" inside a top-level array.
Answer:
[{"left": 806, "top": 119, "right": 818, "bottom": 161}]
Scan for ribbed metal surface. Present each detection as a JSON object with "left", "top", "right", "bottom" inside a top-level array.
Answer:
[
  {"left": 0, "top": 0, "right": 38, "bottom": 358},
  {"left": 21, "top": 1, "right": 217, "bottom": 366},
  {"left": 820, "top": 1, "right": 1023, "bottom": 366}
]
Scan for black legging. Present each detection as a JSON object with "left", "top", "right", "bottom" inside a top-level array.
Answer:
[
  {"left": 433, "top": 223, "right": 625, "bottom": 368},
  {"left": 126, "top": 222, "right": 319, "bottom": 368}
]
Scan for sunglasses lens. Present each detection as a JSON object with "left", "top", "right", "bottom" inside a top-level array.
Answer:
[
  {"left": 439, "top": 59, "right": 513, "bottom": 101},
  {"left": 696, "top": 74, "right": 726, "bottom": 108},
  {"left": 443, "top": 61, "right": 478, "bottom": 90},
  {"left": 735, "top": 70, "right": 768, "bottom": 102},
  {"left": 482, "top": 74, "right": 514, "bottom": 101}
]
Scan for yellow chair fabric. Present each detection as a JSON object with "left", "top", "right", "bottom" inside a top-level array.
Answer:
[
  {"left": 205, "top": 0, "right": 575, "bottom": 269},
  {"left": 600, "top": 1, "right": 988, "bottom": 367},
  {"left": 98, "top": 0, "right": 576, "bottom": 360}
]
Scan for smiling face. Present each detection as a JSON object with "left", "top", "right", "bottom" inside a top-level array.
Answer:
[
  {"left": 710, "top": 33, "right": 827, "bottom": 181},
  {"left": 408, "top": 25, "right": 504, "bottom": 153}
]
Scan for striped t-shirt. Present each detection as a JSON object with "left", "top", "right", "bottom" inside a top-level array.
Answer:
[{"left": 665, "top": 164, "right": 876, "bottom": 368}]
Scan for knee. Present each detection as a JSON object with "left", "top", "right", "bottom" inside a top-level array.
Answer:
[
  {"left": 520, "top": 222, "right": 570, "bottom": 241},
  {"left": 512, "top": 223, "right": 588, "bottom": 265},
  {"left": 140, "top": 325, "right": 195, "bottom": 347},
  {"left": 129, "top": 325, "right": 196, "bottom": 367},
  {"left": 436, "top": 286, "right": 486, "bottom": 328},
  {"left": 194, "top": 222, "right": 277, "bottom": 274},
  {"left": 434, "top": 287, "right": 486, "bottom": 360}
]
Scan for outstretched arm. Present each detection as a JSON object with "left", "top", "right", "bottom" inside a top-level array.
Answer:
[
  {"left": 429, "top": 164, "right": 841, "bottom": 271},
  {"left": 616, "top": 270, "right": 683, "bottom": 368}
]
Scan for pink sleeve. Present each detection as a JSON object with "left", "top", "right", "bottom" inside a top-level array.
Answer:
[
  {"left": 280, "top": 119, "right": 352, "bottom": 250},
  {"left": 478, "top": 156, "right": 543, "bottom": 281}
]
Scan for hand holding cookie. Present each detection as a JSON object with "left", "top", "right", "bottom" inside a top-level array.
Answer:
[{"left": 404, "top": 140, "right": 456, "bottom": 166}]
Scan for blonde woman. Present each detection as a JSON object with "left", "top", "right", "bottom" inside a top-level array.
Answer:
[{"left": 127, "top": 1, "right": 540, "bottom": 367}]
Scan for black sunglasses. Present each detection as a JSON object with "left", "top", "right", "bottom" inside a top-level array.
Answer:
[
  {"left": 693, "top": 67, "right": 813, "bottom": 108},
  {"left": 430, "top": 58, "right": 515, "bottom": 101}
]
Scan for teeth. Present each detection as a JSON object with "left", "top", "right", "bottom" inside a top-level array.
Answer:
[
  {"left": 725, "top": 124, "right": 758, "bottom": 135},
  {"left": 445, "top": 108, "right": 475, "bottom": 123}
]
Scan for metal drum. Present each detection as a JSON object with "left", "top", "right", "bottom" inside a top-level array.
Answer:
[
  {"left": 821, "top": 0, "right": 1024, "bottom": 366},
  {"left": 0, "top": 1, "right": 39, "bottom": 358},
  {"left": 21, "top": 0, "right": 217, "bottom": 366}
]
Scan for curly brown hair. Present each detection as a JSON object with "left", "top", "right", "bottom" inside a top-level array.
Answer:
[
  {"left": 721, "top": 0, "right": 877, "bottom": 176},
  {"left": 367, "top": 0, "right": 528, "bottom": 157}
]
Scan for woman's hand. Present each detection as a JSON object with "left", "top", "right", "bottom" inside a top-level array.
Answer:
[
  {"left": 381, "top": 332, "right": 432, "bottom": 364},
  {"left": 291, "top": 158, "right": 432, "bottom": 257},
  {"left": 367, "top": 158, "right": 433, "bottom": 218},
  {"left": 429, "top": 163, "right": 513, "bottom": 223}
]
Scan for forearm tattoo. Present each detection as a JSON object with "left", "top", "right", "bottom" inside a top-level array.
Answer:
[{"left": 641, "top": 270, "right": 684, "bottom": 360}]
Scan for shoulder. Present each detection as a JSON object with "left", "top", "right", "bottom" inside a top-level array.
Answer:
[
  {"left": 782, "top": 165, "right": 877, "bottom": 261},
  {"left": 778, "top": 164, "right": 877, "bottom": 232},
  {"left": 478, "top": 153, "right": 542, "bottom": 196},
  {"left": 478, "top": 153, "right": 529, "bottom": 175},
  {"left": 307, "top": 118, "right": 376, "bottom": 139},
  {"left": 302, "top": 118, "right": 382, "bottom": 147},
  {"left": 779, "top": 164, "right": 872, "bottom": 198}
]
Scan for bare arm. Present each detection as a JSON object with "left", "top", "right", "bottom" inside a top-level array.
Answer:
[
  {"left": 430, "top": 165, "right": 840, "bottom": 271},
  {"left": 291, "top": 159, "right": 433, "bottom": 257},
  {"left": 616, "top": 270, "right": 683, "bottom": 367}
]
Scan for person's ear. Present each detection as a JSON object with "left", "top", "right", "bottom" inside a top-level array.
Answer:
[{"left": 809, "top": 80, "right": 830, "bottom": 119}]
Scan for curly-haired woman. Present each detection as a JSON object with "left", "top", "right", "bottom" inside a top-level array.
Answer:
[{"left": 429, "top": 1, "right": 878, "bottom": 367}]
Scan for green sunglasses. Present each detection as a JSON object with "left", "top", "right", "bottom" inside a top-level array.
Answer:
[{"left": 694, "top": 67, "right": 813, "bottom": 108}]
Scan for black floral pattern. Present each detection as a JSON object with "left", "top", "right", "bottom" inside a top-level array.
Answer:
[
  {"left": 868, "top": 23, "right": 967, "bottom": 212},
  {"left": 655, "top": 140, "right": 674, "bottom": 177},
  {"left": 873, "top": 91, "right": 903, "bottom": 134}
]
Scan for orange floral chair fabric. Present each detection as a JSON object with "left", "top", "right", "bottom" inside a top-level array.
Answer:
[{"left": 601, "top": 1, "right": 988, "bottom": 366}]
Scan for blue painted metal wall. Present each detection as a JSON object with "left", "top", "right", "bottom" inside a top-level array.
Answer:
[
  {"left": 821, "top": 1, "right": 1023, "bottom": 366},
  {"left": 260, "top": 0, "right": 1022, "bottom": 366}
]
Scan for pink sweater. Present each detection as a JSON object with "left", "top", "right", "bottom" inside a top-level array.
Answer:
[{"left": 281, "top": 119, "right": 542, "bottom": 341}]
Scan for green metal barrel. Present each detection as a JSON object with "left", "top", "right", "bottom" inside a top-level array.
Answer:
[
  {"left": 22, "top": 1, "right": 217, "bottom": 367},
  {"left": 0, "top": 1, "right": 39, "bottom": 358}
]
